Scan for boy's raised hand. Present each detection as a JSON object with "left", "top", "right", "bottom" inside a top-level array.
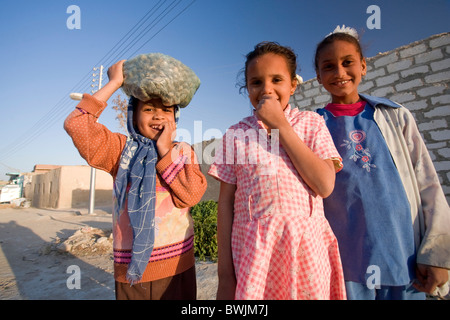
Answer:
[
  {"left": 107, "top": 60, "right": 126, "bottom": 87},
  {"left": 93, "top": 60, "right": 126, "bottom": 102}
]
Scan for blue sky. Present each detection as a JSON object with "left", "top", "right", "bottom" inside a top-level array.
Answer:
[{"left": 0, "top": 0, "right": 449, "bottom": 180}]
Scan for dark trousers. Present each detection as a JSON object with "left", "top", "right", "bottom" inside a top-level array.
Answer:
[{"left": 115, "top": 265, "right": 197, "bottom": 300}]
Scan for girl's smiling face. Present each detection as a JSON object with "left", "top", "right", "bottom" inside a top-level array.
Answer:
[
  {"left": 246, "top": 53, "right": 297, "bottom": 111},
  {"left": 134, "top": 99, "right": 175, "bottom": 140},
  {"left": 316, "top": 40, "right": 367, "bottom": 104}
]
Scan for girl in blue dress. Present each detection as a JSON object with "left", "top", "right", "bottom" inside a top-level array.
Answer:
[{"left": 314, "top": 26, "right": 450, "bottom": 300}]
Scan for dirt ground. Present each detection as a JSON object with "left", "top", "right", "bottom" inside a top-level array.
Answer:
[
  {"left": 2, "top": 204, "right": 447, "bottom": 301},
  {"left": 0, "top": 204, "right": 217, "bottom": 300}
]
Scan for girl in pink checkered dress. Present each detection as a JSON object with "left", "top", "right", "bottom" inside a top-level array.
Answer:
[{"left": 208, "top": 42, "right": 347, "bottom": 300}]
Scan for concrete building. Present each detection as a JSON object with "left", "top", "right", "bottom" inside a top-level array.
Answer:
[{"left": 25, "top": 165, "right": 113, "bottom": 209}]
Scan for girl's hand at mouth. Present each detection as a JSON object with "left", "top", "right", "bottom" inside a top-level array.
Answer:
[{"left": 254, "top": 95, "right": 289, "bottom": 131}]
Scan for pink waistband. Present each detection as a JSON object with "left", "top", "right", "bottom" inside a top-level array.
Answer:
[{"left": 114, "top": 235, "right": 194, "bottom": 264}]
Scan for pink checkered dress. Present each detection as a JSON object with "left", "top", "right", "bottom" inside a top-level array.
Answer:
[{"left": 209, "top": 106, "right": 346, "bottom": 300}]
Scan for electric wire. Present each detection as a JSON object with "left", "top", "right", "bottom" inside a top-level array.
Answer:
[
  {"left": 128, "top": 0, "right": 196, "bottom": 58},
  {"left": 1, "top": 1, "right": 191, "bottom": 160},
  {"left": 0, "top": 0, "right": 197, "bottom": 165},
  {"left": 93, "top": 0, "right": 169, "bottom": 70},
  {"left": 108, "top": 0, "right": 184, "bottom": 62}
]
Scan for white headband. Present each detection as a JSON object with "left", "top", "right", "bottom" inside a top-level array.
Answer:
[{"left": 327, "top": 25, "right": 359, "bottom": 40}]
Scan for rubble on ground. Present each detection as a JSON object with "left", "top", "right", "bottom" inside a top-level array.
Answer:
[{"left": 41, "top": 226, "right": 113, "bottom": 257}]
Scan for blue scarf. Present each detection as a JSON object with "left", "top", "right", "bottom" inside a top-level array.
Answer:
[{"left": 113, "top": 97, "right": 179, "bottom": 283}]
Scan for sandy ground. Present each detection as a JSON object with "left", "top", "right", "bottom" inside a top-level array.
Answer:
[
  {"left": 2, "top": 204, "right": 447, "bottom": 302},
  {"left": 0, "top": 204, "right": 217, "bottom": 300}
]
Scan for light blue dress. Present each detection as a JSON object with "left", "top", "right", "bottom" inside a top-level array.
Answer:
[{"left": 317, "top": 102, "right": 416, "bottom": 288}]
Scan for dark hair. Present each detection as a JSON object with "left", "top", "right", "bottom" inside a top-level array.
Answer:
[
  {"left": 238, "top": 41, "right": 298, "bottom": 94},
  {"left": 314, "top": 33, "right": 364, "bottom": 71}
]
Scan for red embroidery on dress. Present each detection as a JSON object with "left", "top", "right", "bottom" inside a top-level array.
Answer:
[{"left": 341, "top": 130, "right": 376, "bottom": 172}]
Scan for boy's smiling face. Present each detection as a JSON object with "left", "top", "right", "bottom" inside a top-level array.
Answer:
[{"left": 134, "top": 98, "right": 176, "bottom": 140}]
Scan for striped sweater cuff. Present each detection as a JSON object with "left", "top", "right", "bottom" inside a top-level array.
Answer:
[{"left": 160, "top": 154, "right": 188, "bottom": 185}]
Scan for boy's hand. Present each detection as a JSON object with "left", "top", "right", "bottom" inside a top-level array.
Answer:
[
  {"left": 93, "top": 60, "right": 126, "bottom": 102},
  {"left": 155, "top": 120, "right": 177, "bottom": 158},
  {"left": 107, "top": 60, "right": 126, "bottom": 88}
]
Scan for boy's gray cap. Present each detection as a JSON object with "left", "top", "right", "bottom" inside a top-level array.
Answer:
[{"left": 122, "top": 53, "right": 200, "bottom": 108}]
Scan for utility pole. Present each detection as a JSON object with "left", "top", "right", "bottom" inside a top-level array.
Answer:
[
  {"left": 70, "top": 65, "right": 103, "bottom": 214},
  {"left": 88, "top": 65, "right": 103, "bottom": 214}
]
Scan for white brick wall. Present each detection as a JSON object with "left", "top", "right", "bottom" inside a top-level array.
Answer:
[{"left": 290, "top": 32, "right": 450, "bottom": 202}]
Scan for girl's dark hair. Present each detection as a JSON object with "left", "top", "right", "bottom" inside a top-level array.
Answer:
[
  {"left": 238, "top": 41, "right": 298, "bottom": 94},
  {"left": 314, "top": 33, "right": 364, "bottom": 71}
]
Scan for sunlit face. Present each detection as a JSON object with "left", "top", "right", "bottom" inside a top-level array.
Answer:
[
  {"left": 246, "top": 53, "right": 297, "bottom": 110},
  {"left": 316, "top": 40, "right": 367, "bottom": 104},
  {"left": 134, "top": 99, "right": 175, "bottom": 140}
]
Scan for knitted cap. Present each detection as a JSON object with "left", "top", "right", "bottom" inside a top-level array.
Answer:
[{"left": 122, "top": 53, "right": 200, "bottom": 108}]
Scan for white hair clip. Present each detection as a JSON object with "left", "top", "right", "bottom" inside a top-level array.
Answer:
[
  {"left": 328, "top": 25, "right": 359, "bottom": 40},
  {"left": 296, "top": 74, "right": 303, "bottom": 85}
]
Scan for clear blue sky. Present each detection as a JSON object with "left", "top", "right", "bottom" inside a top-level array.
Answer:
[{"left": 0, "top": 0, "right": 449, "bottom": 180}]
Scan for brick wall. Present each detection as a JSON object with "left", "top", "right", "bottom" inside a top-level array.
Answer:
[{"left": 290, "top": 32, "right": 450, "bottom": 202}]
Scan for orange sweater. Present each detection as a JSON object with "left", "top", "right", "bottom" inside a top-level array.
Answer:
[{"left": 64, "top": 94, "right": 207, "bottom": 282}]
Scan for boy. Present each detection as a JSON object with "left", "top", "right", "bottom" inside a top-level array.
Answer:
[{"left": 64, "top": 54, "right": 206, "bottom": 299}]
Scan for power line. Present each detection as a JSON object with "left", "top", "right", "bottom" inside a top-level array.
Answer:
[
  {"left": 91, "top": 0, "right": 168, "bottom": 70},
  {"left": 0, "top": 162, "right": 22, "bottom": 173},
  {"left": 0, "top": 0, "right": 197, "bottom": 163},
  {"left": 109, "top": 0, "right": 184, "bottom": 62},
  {"left": 128, "top": 0, "right": 196, "bottom": 58}
]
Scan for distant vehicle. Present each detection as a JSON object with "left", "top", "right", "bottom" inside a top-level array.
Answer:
[{"left": 0, "top": 184, "right": 21, "bottom": 203}]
